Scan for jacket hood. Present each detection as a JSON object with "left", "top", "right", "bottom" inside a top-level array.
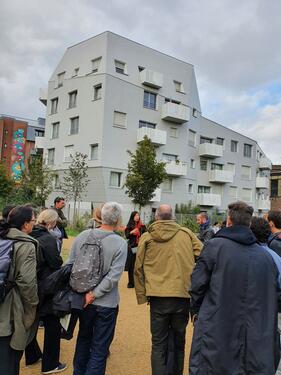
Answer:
[
  {"left": 215, "top": 225, "right": 257, "bottom": 245},
  {"left": 6, "top": 228, "right": 37, "bottom": 244},
  {"left": 31, "top": 225, "right": 48, "bottom": 239},
  {"left": 148, "top": 220, "right": 181, "bottom": 242}
]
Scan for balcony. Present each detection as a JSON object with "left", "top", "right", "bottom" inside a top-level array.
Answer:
[
  {"left": 256, "top": 176, "right": 269, "bottom": 189},
  {"left": 137, "top": 127, "right": 167, "bottom": 146},
  {"left": 209, "top": 170, "right": 234, "bottom": 184},
  {"left": 39, "top": 88, "right": 47, "bottom": 105},
  {"left": 258, "top": 157, "right": 272, "bottom": 170},
  {"left": 140, "top": 69, "right": 163, "bottom": 89},
  {"left": 165, "top": 161, "right": 187, "bottom": 176},
  {"left": 161, "top": 102, "right": 190, "bottom": 124},
  {"left": 196, "top": 193, "right": 222, "bottom": 207},
  {"left": 35, "top": 136, "right": 45, "bottom": 149},
  {"left": 198, "top": 143, "right": 223, "bottom": 158},
  {"left": 256, "top": 198, "right": 271, "bottom": 211},
  {"left": 150, "top": 188, "right": 161, "bottom": 202}
]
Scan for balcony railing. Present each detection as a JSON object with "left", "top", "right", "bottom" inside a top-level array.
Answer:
[
  {"left": 165, "top": 161, "right": 187, "bottom": 176},
  {"left": 198, "top": 143, "right": 223, "bottom": 158},
  {"left": 137, "top": 127, "right": 167, "bottom": 146},
  {"left": 196, "top": 193, "right": 222, "bottom": 206},
  {"left": 150, "top": 188, "right": 162, "bottom": 202},
  {"left": 39, "top": 88, "right": 47, "bottom": 105},
  {"left": 35, "top": 136, "right": 45, "bottom": 149},
  {"left": 161, "top": 102, "right": 190, "bottom": 124},
  {"left": 256, "top": 198, "right": 271, "bottom": 211},
  {"left": 258, "top": 158, "right": 272, "bottom": 170},
  {"left": 209, "top": 170, "right": 234, "bottom": 183},
  {"left": 140, "top": 69, "right": 163, "bottom": 89},
  {"left": 256, "top": 176, "right": 269, "bottom": 189}
]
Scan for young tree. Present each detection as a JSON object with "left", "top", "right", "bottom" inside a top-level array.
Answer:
[
  {"left": 124, "top": 136, "right": 167, "bottom": 209},
  {"left": 62, "top": 152, "right": 90, "bottom": 225},
  {"left": 0, "top": 163, "right": 14, "bottom": 207},
  {"left": 22, "top": 154, "right": 55, "bottom": 206}
]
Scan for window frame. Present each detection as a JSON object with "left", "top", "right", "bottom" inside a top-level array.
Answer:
[
  {"left": 143, "top": 91, "right": 157, "bottom": 110},
  {"left": 70, "top": 116, "right": 79, "bottom": 135},
  {"left": 68, "top": 90, "right": 77, "bottom": 109},
  {"left": 109, "top": 171, "right": 122, "bottom": 188}
]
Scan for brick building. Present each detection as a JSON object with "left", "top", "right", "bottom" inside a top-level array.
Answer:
[
  {"left": 270, "top": 165, "right": 281, "bottom": 210},
  {"left": 0, "top": 115, "right": 45, "bottom": 183}
]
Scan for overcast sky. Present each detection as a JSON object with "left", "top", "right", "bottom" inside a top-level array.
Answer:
[{"left": 1, "top": 0, "right": 281, "bottom": 162}]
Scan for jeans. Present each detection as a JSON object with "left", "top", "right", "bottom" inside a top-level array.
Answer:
[
  {"left": 150, "top": 297, "right": 190, "bottom": 375},
  {"left": 73, "top": 304, "right": 118, "bottom": 375},
  {"left": 277, "top": 313, "right": 281, "bottom": 374}
]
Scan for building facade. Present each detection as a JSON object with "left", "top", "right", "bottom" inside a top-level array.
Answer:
[
  {"left": 38, "top": 31, "right": 271, "bottom": 220},
  {"left": 270, "top": 165, "right": 281, "bottom": 210},
  {"left": 0, "top": 115, "right": 45, "bottom": 183}
]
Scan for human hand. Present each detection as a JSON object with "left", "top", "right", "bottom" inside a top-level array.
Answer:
[{"left": 84, "top": 291, "right": 95, "bottom": 308}]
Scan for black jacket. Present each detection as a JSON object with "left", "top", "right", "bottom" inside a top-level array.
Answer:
[
  {"left": 189, "top": 225, "right": 280, "bottom": 375},
  {"left": 125, "top": 224, "right": 146, "bottom": 248},
  {"left": 197, "top": 224, "right": 215, "bottom": 244},
  {"left": 268, "top": 231, "right": 281, "bottom": 257}
]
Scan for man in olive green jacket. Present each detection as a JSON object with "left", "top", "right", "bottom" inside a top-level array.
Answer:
[
  {"left": 0, "top": 223, "right": 38, "bottom": 374},
  {"left": 134, "top": 204, "right": 202, "bottom": 375}
]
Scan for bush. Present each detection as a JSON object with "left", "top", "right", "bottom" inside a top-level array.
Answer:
[{"left": 181, "top": 216, "right": 199, "bottom": 233}]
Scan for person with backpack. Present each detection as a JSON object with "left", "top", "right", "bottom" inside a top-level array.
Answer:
[
  {"left": 25, "top": 208, "right": 66, "bottom": 374},
  {"left": 68, "top": 202, "right": 127, "bottom": 375},
  {"left": 0, "top": 205, "right": 38, "bottom": 375}
]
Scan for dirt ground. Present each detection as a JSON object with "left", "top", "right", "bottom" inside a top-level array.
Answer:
[{"left": 20, "top": 238, "right": 193, "bottom": 375}]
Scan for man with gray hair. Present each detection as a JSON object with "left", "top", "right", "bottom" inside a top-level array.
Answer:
[
  {"left": 134, "top": 204, "right": 203, "bottom": 375},
  {"left": 68, "top": 202, "right": 127, "bottom": 375}
]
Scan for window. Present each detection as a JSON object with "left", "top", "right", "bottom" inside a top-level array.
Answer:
[
  {"left": 92, "top": 57, "right": 101, "bottom": 73},
  {"left": 51, "top": 122, "right": 60, "bottom": 139},
  {"left": 227, "top": 163, "right": 236, "bottom": 175},
  {"left": 47, "top": 148, "right": 55, "bottom": 165},
  {"left": 110, "top": 171, "right": 122, "bottom": 187},
  {"left": 93, "top": 84, "right": 102, "bottom": 100},
  {"left": 57, "top": 72, "right": 65, "bottom": 87},
  {"left": 68, "top": 90, "right": 77, "bottom": 108},
  {"left": 35, "top": 129, "right": 44, "bottom": 137},
  {"left": 70, "top": 117, "right": 79, "bottom": 135},
  {"left": 50, "top": 98, "right": 58, "bottom": 114},
  {"left": 113, "top": 111, "right": 127, "bottom": 128},
  {"left": 241, "top": 188, "right": 252, "bottom": 202},
  {"left": 229, "top": 186, "right": 238, "bottom": 200},
  {"left": 216, "top": 137, "right": 224, "bottom": 146},
  {"left": 139, "top": 121, "right": 156, "bottom": 129},
  {"left": 271, "top": 180, "right": 278, "bottom": 197},
  {"left": 231, "top": 140, "right": 238, "bottom": 152},
  {"left": 200, "top": 136, "right": 212, "bottom": 144},
  {"left": 200, "top": 159, "right": 208, "bottom": 171},
  {"left": 163, "top": 153, "right": 177, "bottom": 162},
  {"left": 72, "top": 67, "right": 79, "bottom": 77},
  {"left": 211, "top": 163, "right": 223, "bottom": 170},
  {"left": 244, "top": 144, "right": 252, "bottom": 158},
  {"left": 64, "top": 145, "right": 74, "bottom": 162},
  {"left": 90, "top": 144, "right": 98, "bottom": 160},
  {"left": 170, "top": 127, "right": 178, "bottom": 138},
  {"left": 162, "top": 178, "right": 173, "bottom": 192},
  {"left": 54, "top": 175, "right": 61, "bottom": 189},
  {"left": 114, "top": 60, "right": 126, "bottom": 74},
  {"left": 138, "top": 66, "right": 145, "bottom": 72},
  {"left": 190, "top": 159, "right": 195, "bottom": 169},
  {"left": 192, "top": 108, "right": 199, "bottom": 118},
  {"left": 198, "top": 186, "right": 211, "bottom": 194},
  {"left": 165, "top": 98, "right": 180, "bottom": 104},
  {"left": 144, "top": 91, "right": 157, "bottom": 110},
  {"left": 188, "top": 130, "right": 196, "bottom": 147},
  {"left": 188, "top": 184, "right": 193, "bottom": 193},
  {"left": 241, "top": 165, "right": 251, "bottom": 179},
  {"left": 174, "top": 80, "right": 184, "bottom": 93}
]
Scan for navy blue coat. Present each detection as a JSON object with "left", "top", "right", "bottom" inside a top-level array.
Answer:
[{"left": 189, "top": 225, "right": 280, "bottom": 375}]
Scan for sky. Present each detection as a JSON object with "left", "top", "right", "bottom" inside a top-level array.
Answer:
[{"left": 1, "top": 0, "right": 281, "bottom": 162}]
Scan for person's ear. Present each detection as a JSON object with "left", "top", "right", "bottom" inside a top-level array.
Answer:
[{"left": 226, "top": 216, "right": 233, "bottom": 227}]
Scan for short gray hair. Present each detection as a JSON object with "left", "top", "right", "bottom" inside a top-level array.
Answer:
[
  {"left": 37, "top": 209, "right": 58, "bottom": 225},
  {"left": 155, "top": 205, "right": 173, "bottom": 220},
  {"left": 101, "top": 202, "right": 123, "bottom": 226}
]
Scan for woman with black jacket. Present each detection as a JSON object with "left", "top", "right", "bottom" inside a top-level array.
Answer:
[
  {"left": 25, "top": 209, "right": 67, "bottom": 374},
  {"left": 125, "top": 211, "right": 146, "bottom": 288}
]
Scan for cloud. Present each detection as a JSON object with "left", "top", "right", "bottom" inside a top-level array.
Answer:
[{"left": 1, "top": 0, "right": 281, "bottom": 161}]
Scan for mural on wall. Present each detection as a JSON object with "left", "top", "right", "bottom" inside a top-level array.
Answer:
[{"left": 11, "top": 128, "right": 26, "bottom": 183}]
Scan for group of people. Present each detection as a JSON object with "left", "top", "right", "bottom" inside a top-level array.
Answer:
[{"left": 1, "top": 199, "right": 281, "bottom": 375}]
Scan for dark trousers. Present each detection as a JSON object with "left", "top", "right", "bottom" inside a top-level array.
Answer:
[
  {"left": 150, "top": 297, "right": 190, "bottom": 375},
  {"left": 73, "top": 304, "right": 118, "bottom": 375},
  {"left": 25, "top": 334, "right": 42, "bottom": 365},
  {"left": 0, "top": 336, "right": 23, "bottom": 375},
  {"left": 41, "top": 314, "right": 61, "bottom": 372},
  {"left": 127, "top": 252, "right": 136, "bottom": 286}
]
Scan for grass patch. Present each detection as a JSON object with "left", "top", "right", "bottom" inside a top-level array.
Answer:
[{"left": 66, "top": 227, "right": 82, "bottom": 237}]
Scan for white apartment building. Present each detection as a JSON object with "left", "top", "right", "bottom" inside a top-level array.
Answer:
[{"left": 37, "top": 31, "right": 271, "bottom": 220}]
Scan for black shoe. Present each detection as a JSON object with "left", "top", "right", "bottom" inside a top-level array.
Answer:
[{"left": 127, "top": 283, "right": 134, "bottom": 288}]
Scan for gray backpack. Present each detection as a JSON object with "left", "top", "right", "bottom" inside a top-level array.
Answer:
[{"left": 70, "top": 230, "right": 105, "bottom": 293}]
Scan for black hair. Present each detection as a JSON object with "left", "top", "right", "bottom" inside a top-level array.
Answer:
[
  {"left": 54, "top": 197, "right": 65, "bottom": 204},
  {"left": 2, "top": 205, "right": 15, "bottom": 221},
  {"left": 126, "top": 211, "right": 139, "bottom": 229},
  {"left": 268, "top": 210, "right": 281, "bottom": 230},
  {"left": 250, "top": 217, "right": 271, "bottom": 243},
  {"left": 7, "top": 205, "right": 34, "bottom": 230},
  {"left": 228, "top": 201, "right": 254, "bottom": 227},
  {"left": 0, "top": 219, "right": 10, "bottom": 238}
]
